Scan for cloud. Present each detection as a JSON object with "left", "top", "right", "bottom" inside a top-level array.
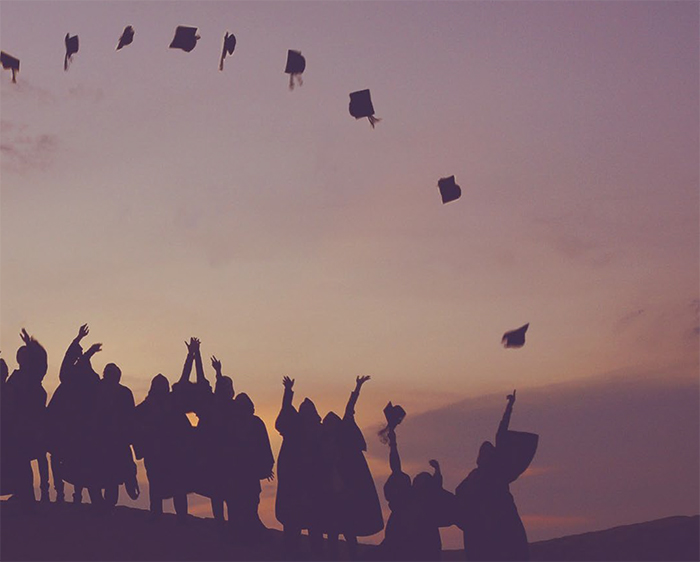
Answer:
[
  {"left": 0, "top": 120, "right": 59, "bottom": 174},
  {"left": 533, "top": 213, "right": 616, "bottom": 267}
]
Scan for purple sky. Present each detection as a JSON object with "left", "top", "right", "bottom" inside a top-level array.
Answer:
[{"left": 1, "top": 0, "right": 698, "bottom": 548}]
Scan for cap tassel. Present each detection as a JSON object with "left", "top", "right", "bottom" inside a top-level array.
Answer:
[
  {"left": 11, "top": 68, "right": 17, "bottom": 83},
  {"left": 367, "top": 115, "right": 381, "bottom": 128},
  {"left": 288, "top": 73, "right": 303, "bottom": 91}
]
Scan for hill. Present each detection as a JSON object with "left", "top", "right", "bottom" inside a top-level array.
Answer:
[{"left": 1, "top": 500, "right": 698, "bottom": 561}]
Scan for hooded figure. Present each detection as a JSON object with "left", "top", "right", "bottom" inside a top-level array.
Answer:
[
  {"left": 133, "top": 373, "right": 193, "bottom": 519},
  {"left": 227, "top": 392, "right": 274, "bottom": 541},
  {"left": 275, "top": 377, "right": 324, "bottom": 556},
  {"left": 1, "top": 330, "right": 49, "bottom": 500},
  {"left": 95, "top": 362, "right": 140, "bottom": 506},
  {"left": 46, "top": 325, "right": 104, "bottom": 505},
  {"left": 455, "top": 391, "right": 538, "bottom": 561},
  {"left": 320, "top": 376, "right": 384, "bottom": 559}
]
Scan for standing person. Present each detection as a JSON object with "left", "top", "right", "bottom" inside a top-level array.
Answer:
[
  {"left": 133, "top": 371, "right": 193, "bottom": 521},
  {"left": 95, "top": 363, "right": 140, "bottom": 507},
  {"left": 275, "top": 376, "right": 324, "bottom": 559},
  {"left": 2, "top": 330, "right": 49, "bottom": 503},
  {"left": 47, "top": 325, "right": 105, "bottom": 507},
  {"left": 455, "top": 391, "right": 538, "bottom": 561},
  {"left": 321, "top": 376, "right": 384, "bottom": 560},
  {"left": 379, "top": 403, "right": 449, "bottom": 561},
  {"left": 229, "top": 391, "right": 275, "bottom": 543}
]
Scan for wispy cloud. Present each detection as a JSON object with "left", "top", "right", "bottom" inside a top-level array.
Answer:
[{"left": 0, "top": 120, "right": 59, "bottom": 174}]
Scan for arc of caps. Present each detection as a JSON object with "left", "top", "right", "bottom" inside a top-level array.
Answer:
[
  {"left": 117, "top": 26, "right": 135, "bottom": 50},
  {"left": 1, "top": 51, "right": 20, "bottom": 83},
  {"left": 502, "top": 323, "right": 529, "bottom": 348},
  {"left": 349, "top": 89, "right": 381, "bottom": 128},
  {"left": 438, "top": 176, "right": 461, "bottom": 204},
  {"left": 64, "top": 34, "right": 79, "bottom": 71},
  {"left": 170, "top": 26, "right": 200, "bottom": 52}
]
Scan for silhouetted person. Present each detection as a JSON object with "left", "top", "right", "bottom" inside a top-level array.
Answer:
[
  {"left": 455, "top": 391, "right": 538, "bottom": 561},
  {"left": 134, "top": 372, "right": 193, "bottom": 520},
  {"left": 275, "top": 376, "right": 324, "bottom": 559},
  {"left": 2, "top": 330, "right": 49, "bottom": 503},
  {"left": 379, "top": 409, "right": 449, "bottom": 561},
  {"left": 47, "top": 325, "right": 105, "bottom": 506},
  {"left": 95, "top": 362, "right": 140, "bottom": 506},
  {"left": 320, "top": 376, "right": 384, "bottom": 560},
  {"left": 188, "top": 344, "right": 240, "bottom": 532},
  {"left": 228, "top": 391, "right": 275, "bottom": 543}
]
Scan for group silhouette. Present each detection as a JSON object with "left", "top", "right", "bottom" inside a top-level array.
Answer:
[{"left": 1, "top": 326, "right": 539, "bottom": 561}]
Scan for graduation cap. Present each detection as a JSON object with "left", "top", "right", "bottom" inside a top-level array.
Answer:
[
  {"left": 1, "top": 51, "right": 19, "bottom": 83},
  {"left": 349, "top": 89, "right": 381, "bottom": 128},
  {"left": 116, "top": 25, "right": 134, "bottom": 50},
  {"left": 438, "top": 175, "right": 461, "bottom": 204},
  {"left": 502, "top": 323, "right": 529, "bottom": 349},
  {"left": 64, "top": 34, "right": 79, "bottom": 71},
  {"left": 383, "top": 402, "right": 406, "bottom": 429},
  {"left": 284, "top": 50, "right": 305, "bottom": 90},
  {"left": 219, "top": 32, "right": 236, "bottom": 71},
  {"left": 169, "top": 26, "right": 200, "bottom": 53}
]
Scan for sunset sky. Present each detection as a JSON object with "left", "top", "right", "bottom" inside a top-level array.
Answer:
[{"left": 1, "top": 0, "right": 698, "bottom": 549}]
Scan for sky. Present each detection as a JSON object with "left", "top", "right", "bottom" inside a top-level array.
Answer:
[{"left": 1, "top": 0, "right": 698, "bottom": 549}]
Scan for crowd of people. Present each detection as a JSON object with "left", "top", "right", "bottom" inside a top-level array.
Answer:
[{"left": 1, "top": 326, "right": 538, "bottom": 561}]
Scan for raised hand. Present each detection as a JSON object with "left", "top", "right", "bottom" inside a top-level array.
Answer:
[
  {"left": 76, "top": 324, "right": 89, "bottom": 341},
  {"left": 20, "top": 328, "right": 34, "bottom": 345},
  {"left": 429, "top": 459, "right": 440, "bottom": 470},
  {"left": 211, "top": 355, "right": 222, "bottom": 373},
  {"left": 283, "top": 376, "right": 295, "bottom": 390},
  {"left": 507, "top": 389, "right": 516, "bottom": 404},
  {"left": 265, "top": 470, "right": 275, "bottom": 482},
  {"left": 85, "top": 343, "right": 102, "bottom": 357},
  {"left": 355, "top": 375, "right": 371, "bottom": 389}
]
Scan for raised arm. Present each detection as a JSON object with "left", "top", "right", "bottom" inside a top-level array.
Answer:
[
  {"left": 60, "top": 324, "right": 89, "bottom": 382},
  {"left": 429, "top": 459, "right": 443, "bottom": 487},
  {"left": 191, "top": 338, "right": 208, "bottom": 386},
  {"left": 388, "top": 428, "right": 402, "bottom": 475},
  {"left": 275, "top": 376, "right": 296, "bottom": 434},
  {"left": 497, "top": 390, "right": 516, "bottom": 443},
  {"left": 211, "top": 356, "right": 223, "bottom": 381},
  {"left": 178, "top": 339, "right": 196, "bottom": 384},
  {"left": 344, "top": 375, "right": 370, "bottom": 420}
]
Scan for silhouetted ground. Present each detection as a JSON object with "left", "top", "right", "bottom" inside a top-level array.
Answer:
[
  {"left": 1, "top": 500, "right": 698, "bottom": 561},
  {"left": 445, "top": 515, "right": 699, "bottom": 561}
]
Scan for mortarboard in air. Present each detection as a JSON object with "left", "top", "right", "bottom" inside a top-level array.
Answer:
[
  {"left": 502, "top": 323, "right": 529, "bottom": 349},
  {"left": 116, "top": 26, "right": 135, "bottom": 50},
  {"left": 170, "top": 26, "right": 200, "bottom": 53},
  {"left": 284, "top": 50, "right": 305, "bottom": 90},
  {"left": 438, "top": 175, "right": 461, "bottom": 204},
  {"left": 64, "top": 34, "right": 79, "bottom": 71},
  {"left": 1, "top": 51, "right": 20, "bottom": 83},
  {"left": 349, "top": 89, "right": 381, "bottom": 128},
  {"left": 219, "top": 32, "right": 236, "bottom": 71}
]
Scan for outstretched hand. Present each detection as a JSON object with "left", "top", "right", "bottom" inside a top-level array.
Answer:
[
  {"left": 265, "top": 470, "right": 275, "bottom": 482},
  {"left": 20, "top": 328, "right": 34, "bottom": 345},
  {"left": 76, "top": 324, "right": 89, "bottom": 341},
  {"left": 428, "top": 459, "right": 440, "bottom": 470},
  {"left": 185, "top": 337, "right": 201, "bottom": 355},
  {"left": 355, "top": 375, "right": 371, "bottom": 389},
  {"left": 85, "top": 343, "right": 102, "bottom": 357},
  {"left": 283, "top": 376, "right": 295, "bottom": 390},
  {"left": 211, "top": 356, "right": 222, "bottom": 373},
  {"left": 507, "top": 389, "right": 516, "bottom": 404}
]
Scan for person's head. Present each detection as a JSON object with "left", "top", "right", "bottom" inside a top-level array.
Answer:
[
  {"left": 322, "top": 411, "right": 342, "bottom": 435},
  {"left": 412, "top": 471, "right": 433, "bottom": 494},
  {"left": 16, "top": 345, "right": 29, "bottom": 368},
  {"left": 477, "top": 441, "right": 496, "bottom": 468},
  {"left": 17, "top": 343, "right": 48, "bottom": 382},
  {"left": 299, "top": 398, "right": 321, "bottom": 425},
  {"left": 215, "top": 376, "right": 234, "bottom": 401},
  {"left": 235, "top": 392, "right": 255, "bottom": 416},
  {"left": 148, "top": 374, "right": 169, "bottom": 399},
  {"left": 103, "top": 363, "right": 122, "bottom": 385}
]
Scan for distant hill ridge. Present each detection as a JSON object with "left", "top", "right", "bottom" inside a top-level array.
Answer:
[{"left": 1, "top": 500, "right": 698, "bottom": 561}]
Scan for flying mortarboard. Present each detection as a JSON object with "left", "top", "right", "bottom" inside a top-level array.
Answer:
[
  {"left": 170, "top": 26, "right": 200, "bottom": 53},
  {"left": 438, "top": 176, "right": 461, "bottom": 204},
  {"left": 1, "top": 51, "right": 19, "bottom": 83},
  {"left": 116, "top": 26, "right": 135, "bottom": 50},
  {"left": 219, "top": 32, "right": 236, "bottom": 71},
  {"left": 64, "top": 34, "right": 79, "bottom": 71},
  {"left": 349, "top": 89, "right": 381, "bottom": 128},
  {"left": 502, "top": 323, "right": 529, "bottom": 349},
  {"left": 284, "top": 50, "right": 305, "bottom": 90}
]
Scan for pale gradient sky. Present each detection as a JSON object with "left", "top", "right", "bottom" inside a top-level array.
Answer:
[{"left": 1, "top": 0, "right": 698, "bottom": 547}]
